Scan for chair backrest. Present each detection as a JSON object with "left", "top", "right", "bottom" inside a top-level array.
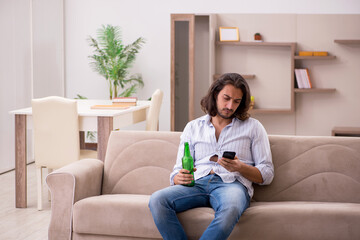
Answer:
[
  {"left": 32, "top": 96, "right": 80, "bottom": 169},
  {"left": 146, "top": 89, "right": 163, "bottom": 131}
]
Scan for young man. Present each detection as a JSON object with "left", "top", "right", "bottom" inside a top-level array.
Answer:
[{"left": 149, "top": 73, "right": 274, "bottom": 240}]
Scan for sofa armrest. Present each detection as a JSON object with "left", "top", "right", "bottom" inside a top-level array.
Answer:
[{"left": 46, "top": 158, "right": 104, "bottom": 240}]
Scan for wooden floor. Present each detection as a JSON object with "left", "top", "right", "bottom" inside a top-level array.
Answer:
[{"left": 0, "top": 163, "right": 51, "bottom": 240}]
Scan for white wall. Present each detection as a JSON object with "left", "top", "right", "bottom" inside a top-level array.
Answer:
[
  {"left": 1, "top": 0, "right": 64, "bottom": 173},
  {"left": 64, "top": 0, "right": 360, "bottom": 131},
  {"left": 0, "top": 0, "right": 32, "bottom": 173},
  {"left": 32, "top": 0, "right": 65, "bottom": 98}
]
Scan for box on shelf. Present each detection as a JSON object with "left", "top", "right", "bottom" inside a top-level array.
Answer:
[
  {"left": 299, "top": 51, "right": 313, "bottom": 56},
  {"left": 313, "top": 51, "right": 328, "bottom": 56}
]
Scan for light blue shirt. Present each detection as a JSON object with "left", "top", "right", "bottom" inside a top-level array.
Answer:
[{"left": 170, "top": 114, "right": 274, "bottom": 198}]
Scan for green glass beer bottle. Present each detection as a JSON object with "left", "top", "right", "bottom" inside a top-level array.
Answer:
[{"left": 182, "top": 142, "right": 195, "bottom": 187}]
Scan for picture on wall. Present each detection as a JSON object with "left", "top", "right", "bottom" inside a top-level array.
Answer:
[{"left": 219, "top": 27, "right": 239, "bottom": 41}]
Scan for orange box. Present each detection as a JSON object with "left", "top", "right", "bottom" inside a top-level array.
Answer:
[
  {"left": 299, "top": 51, "right": 313, "bottom": 56},
  {"left": 313, "top": 51, "right": 328, "bottom": 56}
]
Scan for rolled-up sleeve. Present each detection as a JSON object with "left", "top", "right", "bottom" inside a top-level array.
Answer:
[{"left": 252, "top": 122, "right": 274, "bottom": 185}]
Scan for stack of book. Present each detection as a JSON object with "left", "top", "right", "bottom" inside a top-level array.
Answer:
[
  {"left": 90, "top": 97, "right": 138, "bottom": 110},
  {"left": 112, "top": 97, "right": 137, "bottom": 107},
  {"left": 295, "top": 69, "right": 312, "bottom": 89}
]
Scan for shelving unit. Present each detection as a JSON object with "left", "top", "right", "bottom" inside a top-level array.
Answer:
[
  {"left": 294, "top": 52, "right": 336, "bottom": 94},
  {"left": 216, "top": 41, "right": 296, "bottom": 113},
  {"left": 216, "top": 37, "right": 342, "bottom": 116},
  {"left": 170, "top": 13, "right": 360, "bottom": 138}
]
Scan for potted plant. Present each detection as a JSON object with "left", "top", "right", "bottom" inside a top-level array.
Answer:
[
  {"left": 254, "top": 33, "right": 262, "bottom": 41},
  {"left": 88, "top": 25, "right": 146, "bottom": 99}
]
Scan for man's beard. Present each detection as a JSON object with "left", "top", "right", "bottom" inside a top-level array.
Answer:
[{"left": 217, "top": 108, "right": 234, "bottom": 119}]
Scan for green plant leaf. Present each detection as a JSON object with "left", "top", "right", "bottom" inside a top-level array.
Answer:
[{"left": 75, "top": 94, "right": 88, "bottom": 99}]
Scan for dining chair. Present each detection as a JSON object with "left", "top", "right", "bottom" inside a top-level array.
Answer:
[
  {"left": 146, "top": 89, "right": 164, "bottom": 131},
  {"left": 32, "top": 96, "right": 97, "bottom": 210}
]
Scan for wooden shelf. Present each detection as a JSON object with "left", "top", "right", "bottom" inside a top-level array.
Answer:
[
  {"left": 294, "top": 88, "right": 336, "bottom": 93},
  {"left": 332, "top": 127, "right": 360, "bottom": 136},
  {"left": 213, "top": 74, "right": 255, "bottom": 81},
  {"left": 334, "top": 39, "right": 360, "bottom": 45},
  {"left": 294, "top": 55, "right": 336, "bottom": 60},
  {"left": 216, "top": 41, "right": 296, "bottom": 47},
  {"left": 250, "top": 108, "right": 293, "bottom": 114}
]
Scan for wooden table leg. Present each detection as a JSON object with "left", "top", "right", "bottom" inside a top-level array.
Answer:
[
  {"left": 79, "top": 131, "right": 85, "bottom": 149},
  {"left": 97, "top": 116, "right": 113, "bottom": 161},
  {"left": 15, "top": 114, "right": 27, "bottom": 208}
]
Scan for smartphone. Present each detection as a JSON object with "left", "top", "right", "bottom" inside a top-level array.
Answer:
[{"left": 222, "top": 151, "right": 236, "bottom": 160}]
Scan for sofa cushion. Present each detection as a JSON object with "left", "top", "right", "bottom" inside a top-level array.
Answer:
[
  {"left": 73, "top": 194, "right": 159, "bottom": 238},
  {"left": 73, "top": 193, "right": 360, "bottom": 240},
  {"left": 254, "top": 135, "right": 360, "bottom": 203},
  {"left": 72, "top": 194, "right": 214, "bottom": 239},
  {"left": 102, "top": 131, "right": 182, "bottom": 195},
  {"left": 231, "top": 201, "right": 360, "bottom": 240}
]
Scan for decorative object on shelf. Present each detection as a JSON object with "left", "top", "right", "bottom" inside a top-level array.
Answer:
[
  {"left": 299, "top": 51, "right": 313, "bottom": 56},
  {"left": 250, "top": 96, "right": 255, "bottom": 110},
  {"left": 298, "top": 51, "right": 329, "bottom": 57},
  {"left": 88, "top": 24, "right": 146, "bottom": 99},
  {"left": 313, "top": 51, "right": 328, "bottom": 56},
  {"left": 254, "top": 33, "right": 262, "bottom": 42},
  {"left": 219, "top": 27, "right": 239, "bottom": 42}
]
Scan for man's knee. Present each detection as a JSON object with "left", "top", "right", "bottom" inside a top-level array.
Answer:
[{"left": 149, "top": 190, "right": 164, "bottom": 211}]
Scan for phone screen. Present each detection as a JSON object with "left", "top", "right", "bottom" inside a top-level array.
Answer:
[{"left": 222, "top": 151, "right": 235, "bottom": 160}]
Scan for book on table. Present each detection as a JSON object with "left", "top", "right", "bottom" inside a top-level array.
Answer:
[
  {"left": 112, "top": 97, "right": 137, "bottom": 106},
  {"left": 112, "top": 102, "right": 136, "bottom": 107},
  {"left": 90, "top": 104, "right": 130, "bottom": 110}
]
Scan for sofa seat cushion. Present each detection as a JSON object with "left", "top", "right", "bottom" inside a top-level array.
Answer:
[
  {"left": 231, "top": 201, "right": 360, "bottom": 240},
  {"left": 72, "top": 194, "right": 215, "bottom": 239},
  {"left": 73, "top": 194, "right": 160, "bottom": 239}
]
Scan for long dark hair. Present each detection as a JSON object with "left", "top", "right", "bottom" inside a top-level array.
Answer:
[{"left": 200, "top": 73, "right": 251, "bottom": 121}]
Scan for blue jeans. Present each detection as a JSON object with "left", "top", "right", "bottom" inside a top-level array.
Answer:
[{"left": 148, "top": 174, "right": 250, "bottom": 240}]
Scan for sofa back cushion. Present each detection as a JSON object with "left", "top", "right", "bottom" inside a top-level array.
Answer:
[
  {"left": 102, "top": 130, "right": 181, "bottom": 195},
  {"left": 103, "top": 131, "right": 360, "bottom": 203},
  {"left": 254, "top": 135, "right": 360, "bottom": 203}
]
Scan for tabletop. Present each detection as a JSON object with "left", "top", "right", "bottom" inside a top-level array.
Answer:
[{"left": 9, "top": 99, "right": 151, "bottom": 117}]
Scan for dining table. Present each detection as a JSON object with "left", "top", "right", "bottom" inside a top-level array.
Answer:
[{"left": 9, "top": 99, "right": 151, "bottom": 208}]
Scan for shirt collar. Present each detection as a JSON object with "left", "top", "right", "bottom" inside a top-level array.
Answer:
[{"left": 201, "top": 114, "right": 237, "bottom": 127}]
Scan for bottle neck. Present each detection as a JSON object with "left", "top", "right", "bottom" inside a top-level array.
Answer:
[{"left": 184, "top": 142, "right": 191, "bottom": 157}]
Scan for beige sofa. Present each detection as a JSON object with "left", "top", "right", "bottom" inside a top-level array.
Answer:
[{"left": 46, "top": 130, "right": 360, "bottom": 240}]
